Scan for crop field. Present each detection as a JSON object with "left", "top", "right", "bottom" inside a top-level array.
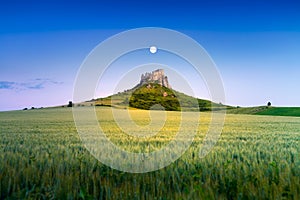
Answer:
[{"left": 0, "top": 107, "right": 299, "bottom": 199}]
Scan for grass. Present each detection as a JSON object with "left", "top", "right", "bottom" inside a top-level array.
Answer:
[
  {"left": 0, "top": 107, "right": 299, "bottom": 199},
  {"left": 225, "top": 106, "right": 269, "bottom": 115},
  {"left": 256, "top": 107, "right": 300, "bottom": 117},
  {"left": 226, "top": 106, "right": 300, "bottom": 117}
]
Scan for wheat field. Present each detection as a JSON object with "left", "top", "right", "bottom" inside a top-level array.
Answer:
[{"left": 0, "top": 107, "right": 299, "bottom": 199}]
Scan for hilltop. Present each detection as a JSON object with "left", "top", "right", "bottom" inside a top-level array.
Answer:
[{"left": 91, "top": 69, "right": 230, "bottom": 111}]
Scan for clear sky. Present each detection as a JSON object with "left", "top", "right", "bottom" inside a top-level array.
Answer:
[{"left": 0, "top": 0, "right": 300, "bottom": 111}]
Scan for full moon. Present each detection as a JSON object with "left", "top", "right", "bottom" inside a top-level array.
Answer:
[{"left": 149, "top": 46, "right": 157, "bottom": 54}]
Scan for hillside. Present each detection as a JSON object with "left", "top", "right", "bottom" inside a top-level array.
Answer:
[
  {"left": 225, "top": 106, "right": 300, "bottom": 117},
  {"left": 91, "top": 69, "right": 229, "bottom": 111},
  {"left": 93, "top": 83, "right": 230, "bottom": 111},
  {"left": 225, "top": 106, "right": 270, "bottom": 115},
  {"left": 256, "top": 107, "right": 300, "bottom": 117},
  {"left": 129, "top": 83, "right": 180, "bottom": 111}
]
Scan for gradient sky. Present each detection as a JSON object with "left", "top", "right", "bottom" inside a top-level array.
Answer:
[{"left": 0, "top": 0, "right": 300, "bottom": 111}]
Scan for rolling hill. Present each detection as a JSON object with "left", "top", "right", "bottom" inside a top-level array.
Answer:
[
  {"left": 256, "top": 107, "right": 300, "bottom": 117},
  {"left": 225, "top": 106, "right": 300, "bottom": 117},
  {"left": 92, "top": 83, "right": 230, "bottom": 112}
]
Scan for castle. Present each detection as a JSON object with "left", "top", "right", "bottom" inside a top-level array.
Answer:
[{"left": 139, "top": 69, "right": 171, "bottom": 88}]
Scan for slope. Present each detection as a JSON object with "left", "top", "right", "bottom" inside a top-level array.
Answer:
[{"left": 93, "top": 83, "right": 230, "bottom": 111}]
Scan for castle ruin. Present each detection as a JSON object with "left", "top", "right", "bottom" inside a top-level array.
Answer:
[{"left": 139, "top": 69, "right": 171, "bottom": 88}]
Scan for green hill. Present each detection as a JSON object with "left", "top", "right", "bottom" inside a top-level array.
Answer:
[
  {"left": 225, "top": 106, "right": 300, "bottom": 117},
  {"left": 93, "top": 83, "right": 230, "bottom": 111},
  {"left": 256, "top": 107, "right": 300, "bottom": 117}
]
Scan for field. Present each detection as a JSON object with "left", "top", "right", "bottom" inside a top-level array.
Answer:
[
  {"left": 226, "top": 106, "right": 300, "bottom": 117},
  {"left": 0, "top": 107, "right": 299, "bottom": 199}
]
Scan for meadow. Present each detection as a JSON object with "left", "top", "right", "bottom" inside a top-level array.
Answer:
[{"left": 0, "top": 107, "right": 299, "bottom": 199}]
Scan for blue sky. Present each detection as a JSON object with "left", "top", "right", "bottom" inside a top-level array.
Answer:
[{"left": 0, "top": 0, "right": 300, "bottom": 111}]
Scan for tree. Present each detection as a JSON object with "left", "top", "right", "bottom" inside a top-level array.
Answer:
[
  {"left": 68, "top": 101, "right": 73, "bottom": 107},
  {"left": 267, "top": 102, "right": 271, "bottom": 107}
]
